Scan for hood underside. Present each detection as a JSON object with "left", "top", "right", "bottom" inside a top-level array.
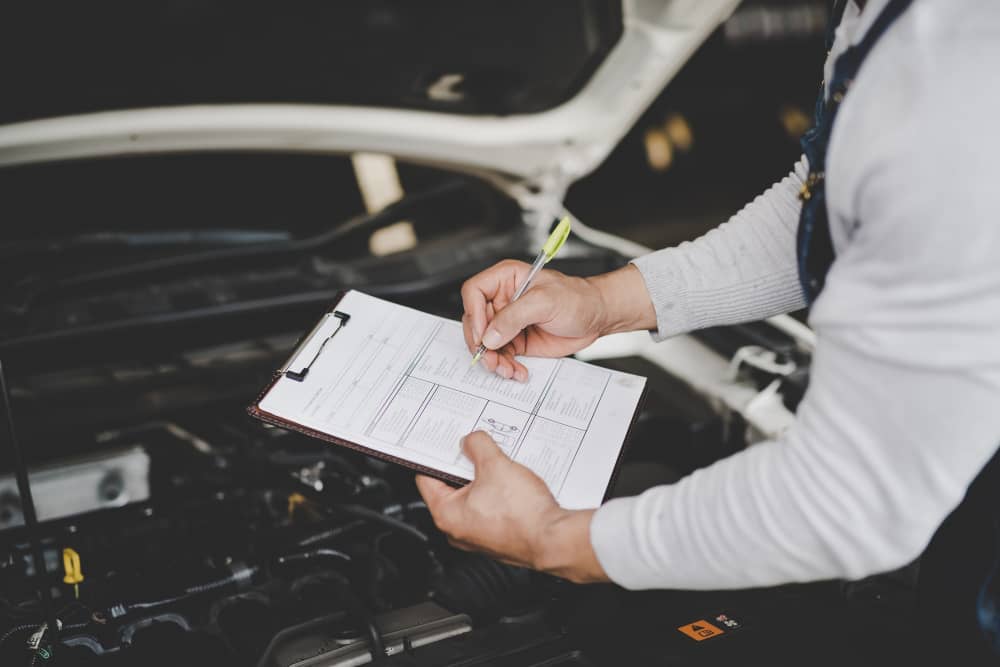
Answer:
[
  {"left": 0, "top": 0, "right": 740, "bottom": 186},
  {"left": 1, "top": 1, "right": 624, "bottom": 123}
]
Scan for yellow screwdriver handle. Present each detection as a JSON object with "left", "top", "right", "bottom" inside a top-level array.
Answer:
[{"left": 63, "top": 547, "right": 84, "bottom": 585}]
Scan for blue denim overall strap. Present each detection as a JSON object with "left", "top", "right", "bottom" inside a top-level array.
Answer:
[
  {"left": 977, "top": 526, "right": 1000, "bottom": 655},
  {"left": 921, "top": 442, "right": 1000, "bottom": 662},
  {"left": 796, "top": 0, "right": 914, "bottom": 303},
  {"left": 797, "top": 4, "right": 1000, "bottom": 657}
]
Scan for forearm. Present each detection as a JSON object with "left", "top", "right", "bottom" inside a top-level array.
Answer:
[
  {"left": 533, "top": 508, "right": 608, "bottom": 583},
  {"left": 586, "top": 264, "right": 657, "bottom": 336}
]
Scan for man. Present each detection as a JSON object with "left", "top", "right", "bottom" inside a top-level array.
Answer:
[{"left": 416, "top": 0, "right": 1000, "bottom": 657}]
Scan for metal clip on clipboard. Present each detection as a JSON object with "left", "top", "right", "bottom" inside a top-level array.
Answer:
[{"left": 283, "top": 310, "right": 351, "bottom": 382}]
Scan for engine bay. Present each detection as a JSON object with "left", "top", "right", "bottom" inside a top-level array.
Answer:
[
  {"left": 0, "top": 335, "right": 924, "bottom": 667},
  {"left": 0, "top": 156, "right": 928, "bottom": 666}
]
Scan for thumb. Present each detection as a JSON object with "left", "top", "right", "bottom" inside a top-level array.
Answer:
[
  {"left": 481, "top": 288, "right": 551, "bottom": 350},
  {"left": 415, "top": 474, "right": 456, "bottom": 513},
  {"left": 462, "top": 430, "right": 507, "bottom": 468}
]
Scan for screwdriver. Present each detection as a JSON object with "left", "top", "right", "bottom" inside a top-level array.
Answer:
[{"left": 471, "top": 216, "right": 572, "bottom": 366}]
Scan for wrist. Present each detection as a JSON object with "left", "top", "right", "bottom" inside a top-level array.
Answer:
[
  {"left": 586, "top": 264, "right": 657, "bottom": 336},
  {"left": 531, "top": 508, "right": 607, "bottom": 583}
]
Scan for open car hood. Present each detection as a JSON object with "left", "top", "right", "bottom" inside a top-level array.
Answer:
[
  {"left": 0, "top": 0, "right": 813, "bottom": 495},
  {"left": 0, "top": 0, "right": 739, "bottom": 203}
]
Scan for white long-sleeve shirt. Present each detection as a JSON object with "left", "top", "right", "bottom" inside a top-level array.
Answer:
[{"left": 590, "top": 0, "right": 1000, "bottom": 590}]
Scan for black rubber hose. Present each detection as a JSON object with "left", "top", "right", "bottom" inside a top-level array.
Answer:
[
  {"left": 264, "top": 464, "right": 430, "bottom": 543},
  {"left": 56, "top": 179, "right": 468, "bottom": 290},
  {"left": 363, "top": 615, "right": 386, "bottom": 661},
  {"left": 273, "top": 551, "right": 386, "bottom": 661},
  {"left": 122, "top": 565, "right": 258, "bottom": 614},
  {"left": 274, "top": 548, "right": 352, "bottom": 568},
  {"left": 0, "top": 624, "right": 36, "bottom": 653},
  {"left": 334, "top": 504, "right": 429, "bottom": 544},
  {"left": 4, "top": 179, "right": 474, "bottom": 317},
  {"left": 240, "top": 447, "right": 429, "bottom": 545},
  {"left": 296, "top": 519, "right": 367, "bottom": 547}
]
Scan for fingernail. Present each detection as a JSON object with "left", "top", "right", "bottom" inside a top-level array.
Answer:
[
  {"left": 514, "top": 368, "right": 528, "bottom": 383},
  {"left": 497, "top": 365, "right": 512, "bottom": 379},
  {"left": 482, "top": 329, "right": 503, "bottom": 350}
]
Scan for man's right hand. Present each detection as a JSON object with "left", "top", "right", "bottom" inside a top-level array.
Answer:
[{"left": 460, "top": 261, "right": 656, "bottom": 381}]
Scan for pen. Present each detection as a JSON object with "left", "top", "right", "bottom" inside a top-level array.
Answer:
[{"left": 471, "top": 216, "right": 572, "bottom": 366}]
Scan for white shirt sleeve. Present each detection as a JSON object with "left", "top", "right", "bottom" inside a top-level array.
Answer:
[
  {"left": 591, "top": 330, "right": 1000, "bottom": 589},
  {"left": 591, "top": 10, "right": 1000, "bottom": 587},
  {"left": 630, "top": 157, "right": 808, "bottom": 340}
]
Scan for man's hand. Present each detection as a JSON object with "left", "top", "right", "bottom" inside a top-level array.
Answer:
[
  {"left": 461, "top": 262, "right": 656, "bottom": 381},
  {"left": 415, "top": 431, "right": 608, "bottom": 584}
]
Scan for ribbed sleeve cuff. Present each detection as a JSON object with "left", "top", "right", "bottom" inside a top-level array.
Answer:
[
  {"left": 631, "top": 250, "right": 806, "bottom": 341},
  {"left": 630, "top": 251, "right": 694, "bottom": 341}
]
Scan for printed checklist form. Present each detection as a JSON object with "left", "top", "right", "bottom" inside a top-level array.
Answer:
[{"left": 251, "top": 290, "right": 646, "bottom": 509}]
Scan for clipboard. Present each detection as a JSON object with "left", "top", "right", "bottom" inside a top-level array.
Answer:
[
  {"left": 248, "top": 290, "right": 647, "bottom": 504},
  {"left": 248, "top": 292, "right": 473, "bottom": 486}
]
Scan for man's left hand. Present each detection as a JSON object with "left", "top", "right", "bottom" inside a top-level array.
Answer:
[{"left": 415, "top": 431, "right": 608, "bottom": 583}]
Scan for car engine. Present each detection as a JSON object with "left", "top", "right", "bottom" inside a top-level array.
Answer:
[
  {"left": 0, "top": 328, "right": 739, "bottom": 667},
  {"left": 0, "top": 157, "right": 925, "bottom": 667}
]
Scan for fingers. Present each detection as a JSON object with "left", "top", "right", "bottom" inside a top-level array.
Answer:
[
  {"left": 415, "top": 474, "right": 456, "bottom": 514},
  {"left": 462, "top": 431, "right": 507, "bottom": 469},
  {"left": 480, "top": 349, "right": 500, "bottom": 373},
  {"left": 460, "top": 260, "right": 530, "bottom": 347},
  {"left": 461, "top": 261, "right": 539, "bottom": 383},
  {"left": 508, "top": 331, "right": 530, "bottom": 381},
  {"left": 480, "top": 287, "right": 553, "bottom": 351},
  {"left": 424, "top": 433, "right": 504, "bottom": 536},
  {"left": 461, "top": 314, "right": 476, "bottom": 354},
  {"left": 466, "top": 327, "right": 526, "bottom": 382},
  {"left": 496, "top": 332, "right": 529, "bottom": 382},
  {"left": 462, "top": 260, "right": 543, "bottom": 382},
  {"left": 493, "top": 346, "right": 528, "bottom": 382},
  {"left": 464, "top": 336, "right": 527, "bottom": 382},
  {"left": 460, "top": 278, "right": 488, "bottom": 348},
  {"left": 495, "top": 347, "right": 515, "bottom": 379},
  {"left": 509, "top": 329, "right": 529, "bottom": 356}
]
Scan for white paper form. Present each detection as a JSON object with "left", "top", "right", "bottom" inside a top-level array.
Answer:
[{"left": 258, "top": 290, "right": 646, "bottom": 509}]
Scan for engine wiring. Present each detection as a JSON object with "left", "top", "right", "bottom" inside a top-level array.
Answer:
[
  {"left": 0, "top": 603, "right": 92, "bottom": 666},
  {"left": 3, "top": 179, "right": 472, "bottom": 318},
  {"left": 0, "top": 412, "right": 548, "bottom": 665}
]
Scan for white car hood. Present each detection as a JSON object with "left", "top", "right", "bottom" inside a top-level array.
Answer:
[
  {"left": 0, "top": 0, "right": 818, "bottom": 442},
  {"left": 0, "top": 0, "right": 739, "bottom": 200}
]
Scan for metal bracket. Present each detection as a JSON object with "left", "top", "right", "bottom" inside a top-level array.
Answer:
[{"left": 284, "top": 311, "right": 351, "bottom": 382}]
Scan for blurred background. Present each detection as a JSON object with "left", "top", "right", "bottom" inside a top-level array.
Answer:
[
  {"left": 6, "top": 4, "right": 910, "bottom": 666},
  {"left": 569, "top": 0, "right": 825, "bottom": 247},
  {"left": 1, "top": 0, "right": 827, "bottom": 253}
]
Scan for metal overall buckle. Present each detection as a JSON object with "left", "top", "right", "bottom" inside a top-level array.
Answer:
[{"left": 799, "top": 170, "right": 825, "bottom": 202}]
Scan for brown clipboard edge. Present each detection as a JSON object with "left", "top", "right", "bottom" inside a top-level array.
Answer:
[
  {"left": 247, "top": 290, "right": 648, "bottom": 502},
  {"left": 600, "top": 380, "right": 647, "bottom": 504}
]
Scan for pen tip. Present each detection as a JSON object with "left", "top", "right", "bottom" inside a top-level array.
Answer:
[{"left": 470, "top": 352, "right": 482, "bottom": 366}]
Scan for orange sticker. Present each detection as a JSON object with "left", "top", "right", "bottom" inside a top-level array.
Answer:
[{"left": 677, "top": 620, "right": 724, "bottom": 642}]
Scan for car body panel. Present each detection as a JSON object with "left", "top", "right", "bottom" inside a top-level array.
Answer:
[{"left": 0, "top": 0, "right": 740, "bottom": 195}]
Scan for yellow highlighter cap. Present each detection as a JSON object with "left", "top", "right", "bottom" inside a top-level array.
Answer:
[{"left": 541, "top": 216, "right": 572, "bottom": 262}]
